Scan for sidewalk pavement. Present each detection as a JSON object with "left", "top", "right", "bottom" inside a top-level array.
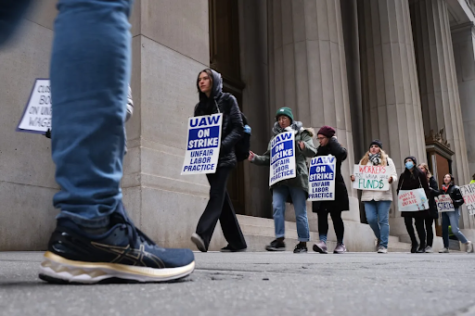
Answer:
[{"left": 0, "top": 251, "right": 474, "bottom": 316}]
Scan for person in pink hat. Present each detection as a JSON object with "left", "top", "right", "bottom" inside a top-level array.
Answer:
[{"left": 312, "top": 126, "right": 350, "bottom": 254}]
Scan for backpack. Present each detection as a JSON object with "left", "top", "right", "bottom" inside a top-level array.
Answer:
[{"left": 235, "top": 111, "right": 251, "bottom": 162}]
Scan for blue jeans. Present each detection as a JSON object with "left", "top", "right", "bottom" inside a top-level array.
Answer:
[
  {"left": 272, "top": 186, "right": 310, "bottom": 242},
  {"left": 442, "top": 208, "right": 468, "bottom": 248},
  {"left": 364, "top": 200, "right": 391, "bottom": 248},
  {"left": 1, "top": 0, "right": 133, "bottom": 228}
]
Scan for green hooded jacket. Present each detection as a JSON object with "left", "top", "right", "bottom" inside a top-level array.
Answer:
[{"left": 252, "top": 121, "right": 317, "bottom": 195}]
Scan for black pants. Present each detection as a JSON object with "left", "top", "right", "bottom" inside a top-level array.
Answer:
[
  {"left": 196, "top": 167, "right": 247, "bottom": 250},
  {"left": 404, "top": 217, "right": 426, "bottom": 248},
  {"left": 318, "top": 210, "right": 344, "bottom": 244},
  {"left": 425, "top": 217, "right": 434, "bottom": 247}
]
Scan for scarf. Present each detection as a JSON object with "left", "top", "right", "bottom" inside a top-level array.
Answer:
[
  {"left": 442, "top": 184, "right": 449, "bottom": 193},
  {"left": 369, "top": 153, "right": 382, "bottom": 165}
]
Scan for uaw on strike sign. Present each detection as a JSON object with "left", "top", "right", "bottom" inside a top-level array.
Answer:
[
  {"left": 308, "top": 155, "right": 336, "bottom": 201},
  {"left": 181, "top": 114, "right": 223, "bottom": 175},
  {"left": 269, "top": 131, "right": 296, "bottom": 186},
  {"left": 17, "top": 79, "right": 52, "bottom": 134}
]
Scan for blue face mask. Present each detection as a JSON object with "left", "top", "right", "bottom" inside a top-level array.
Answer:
[{"left": 405, "top": 161, "right": 414, "bottom": 170}]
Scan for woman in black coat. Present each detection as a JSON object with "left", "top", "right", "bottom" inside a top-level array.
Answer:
[
  {"left": 418, "top": 163, "right": 438, "bottom": 253},
  {"left": 190, "top": 68, "right": 247, "bottom": 253},
  {"left": 397, "top": 156, "right": 429, "bottom": 253},
  {"left": 312, "top": 126, "right": 349, "bottom": 254}
]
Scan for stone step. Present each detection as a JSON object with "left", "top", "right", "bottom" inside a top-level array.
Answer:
[{"left": 227, "top": 215, "right": 413, "bottom": 253}]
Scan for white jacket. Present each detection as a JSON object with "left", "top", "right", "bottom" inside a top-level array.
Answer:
[{"left": 359, "top": 157, "right": 398, "bottom": 202}]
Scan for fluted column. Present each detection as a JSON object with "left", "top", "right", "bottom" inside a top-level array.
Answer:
[
  {"left": 268, "top": 0, "right": 359, "bottom": 221},
  {"left": 410, "top": 0, "right": 472, "bottom": 229},
  {"left": 358, "top": 0, "right": 426, "bottom": 226},
  {"left": 410, "top": 0, "right": 470, "bottom": 182}
]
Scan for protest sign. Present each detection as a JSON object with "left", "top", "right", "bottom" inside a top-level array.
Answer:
[
  {"left": 269, "top": 131, "right": 296, "bottom": 186},
  {"left": 181, "top": 114, "right": 222, "bottom": 175},
  {"left": 17, "top": 79, "right": 51, "bottom": 133},
  {"left": 460, "top": 183, "right": 475, "bottom": 216},
  {"left": 397, "top": 189, "right": 429, "bottom": 212},
  {"left": 434, "top": 194, "right": 455, "bottom": 213},
  {"left": 352, "top": 164, "right": 391, "bottom": 191},
  {"left": 308, "top": 155, "right": 336, "bottom": 201}
]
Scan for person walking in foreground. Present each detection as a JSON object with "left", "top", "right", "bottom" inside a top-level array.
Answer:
[
  {"left": 191, "top": 69, "right": 248, "bottom": 253},
  {"left": 1, "top": 0, "right": 195, "bottom": 283},
  {"left": 434, "top": 174, "right": 474, "bottom": 253},
  {"left": 418, "top": 163, "right": 438, "bottom": 253},
  {"left": 397, "top": 156, "right": 429, "bottom": 253},
  {"left": 249, "top": 107, "right": 316, "bottom": 253},
  {"left": 350, "top": 140, "right": 397, "bottom": 254},
  {"left": 312, "top": 126, "right": 349, "bottom": 254}
]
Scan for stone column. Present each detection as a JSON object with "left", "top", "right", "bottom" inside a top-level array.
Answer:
[
  {"left": 410, "top": 0, "right": 471, "bottom": 189},
  {"left": 268, "top": 0, "right": 359, "bottom": 222},
  {"left": 358, "top": 0, "right": 426, "bottom": 236},
  {"left": 451, "top": 22, "right": 475, "bottom": 230}
]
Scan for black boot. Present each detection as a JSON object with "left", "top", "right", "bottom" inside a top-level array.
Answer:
[
  {"left": 416, "top": 243, "right": 426, "bottom": 253},
  {"left": 411, "top": 243, "right": 418, "bottom": 253}
]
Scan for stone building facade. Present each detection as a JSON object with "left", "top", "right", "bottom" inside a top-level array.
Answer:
[{"left": 1, "top": 0, "right": 474, "bottom": 251}]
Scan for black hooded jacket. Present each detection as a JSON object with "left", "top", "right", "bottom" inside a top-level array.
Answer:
[{"left": 194, "top": 69, "right": 243, "bottom": 168}]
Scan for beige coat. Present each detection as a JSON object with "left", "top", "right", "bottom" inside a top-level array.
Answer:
[{"left": 358, "top": 157, "right": 398, "bottom": 202}]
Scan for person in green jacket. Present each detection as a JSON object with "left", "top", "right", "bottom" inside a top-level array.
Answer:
[
  {"left": 249, "top": 107, "right": 317, "bottom": 253},
  {"left": 470, "top": 173, "right": 475, "bottom": 184}
]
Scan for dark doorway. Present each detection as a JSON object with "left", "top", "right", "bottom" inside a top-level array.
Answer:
[{"left": 209, "top": 0, "right": 246, "bottom": 214}]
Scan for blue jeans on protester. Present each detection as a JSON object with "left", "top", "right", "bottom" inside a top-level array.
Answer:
[
  {"left": 364, "top": 200, "right": 392, "bottom": 248},
  {"left": 1, "top": 0, "right": 133, "bottom": 228},
  {"left": 272, "top": 186, "right": 310, "bottom": 242},
  {"left": 442, "top": 208, "right": 468, "bottom": 248}
]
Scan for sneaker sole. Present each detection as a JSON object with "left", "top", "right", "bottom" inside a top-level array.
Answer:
[
  {"left": 191, "top": 233, "right": 207, "bottom": 252},
  {"left": 312, "top": 244, "right": 328, "bottom": 254},
  {"left": 38, "top": 251, "right": 195, "bottom": 284},
  {"left": 265, "top": 246, "right": 285, "bottom": 251},
  {"left": 220, "top": 248, "right": 247, "bottom": 253}
]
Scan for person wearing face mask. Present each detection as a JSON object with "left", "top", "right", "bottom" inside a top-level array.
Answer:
[
  {"left": 434, "top": 174, "right": 474, "bottom": 253},
  {"left": 249, "top": 107, "right": 317, "bottom": 253},
  {"left": 190, "top": 68, "right": 248, "bottom": 253},
  {"left": 417, "top": 163, "right": 439, "bottom": 253},
  {"left": 397, "top": 156, "right": 430, "bottom": 253},
  {"left": 312, "top": 126, "right": 349, "bottom": 254},
  {"left": 350, "top": 140, "right": 397, "bottom": 254}
]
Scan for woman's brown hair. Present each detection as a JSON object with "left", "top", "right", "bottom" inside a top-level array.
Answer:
[{"left": 418, "top": 163, "right": 432, "bottom": 179}]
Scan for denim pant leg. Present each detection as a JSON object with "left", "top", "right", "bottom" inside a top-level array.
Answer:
[
  {"left": 442, "top": 212, "right": 450, "bottom": 248},
  {"left": 447, "top": 209, "right": 468, "bottom": 244},
  {"left": 376, "top": 201, "right": 391, "bottom": 248},
  {"left": 364, "top": 201, "right": 380, "bottom": 241},
  {"left": 272, "top": 186, "right": 288, "bottom": 239},
  {"left": 289, "top": 187, "right": 310, "bottom": 242},
  {"left": 0, "top": 0, "right": 34, "bottom": 46},
  {"left": 51, "top": 0, "right": 134, "bottom": 228}
]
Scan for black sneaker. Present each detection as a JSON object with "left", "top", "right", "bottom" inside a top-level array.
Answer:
[
  {"left": 265, "top": 239, "right": 286, "bottom": 251},
  {"left": 220, "top": 245, "right": 247, "bottom": 252},
  {"left": 39, "top": 204, "right": 195, "bottom": 284},
  {"left": 293, "top": 243, "right": 308, "bottom": 253}
]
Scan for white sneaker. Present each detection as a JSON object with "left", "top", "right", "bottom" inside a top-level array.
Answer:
[
  {"left": 465, "top": 241, "right": 474, "bottom": 253},
  {"left": 374, "top": 239, "right": 380, "bottom": 252},
  {"left": 439, "top": 248, "right": 449, "bottom": 253},
  {"left": 424, "top": 246, "right": 433, "bottom": 253},
  {"left": 377, "top": 246, "right": 387, "bottom": 254}
]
